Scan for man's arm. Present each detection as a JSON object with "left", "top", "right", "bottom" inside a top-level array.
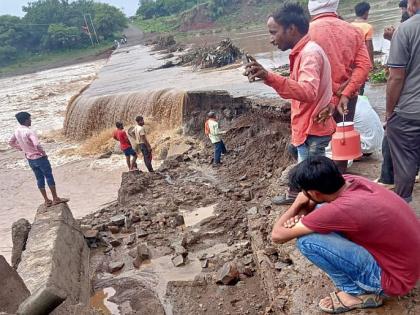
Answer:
[
  {"left": 366, "top": 40, "right": 374, "bottom": 66},
  {"left": 341, "top": 40, "right": 371, "bottom": 99},
  {"left": 141, "top": 135, "right": 152, "bottom": 151},
  {"left": 247, "top": 52, "right": 322, "bottom": 103},
  {"left": 385, "top": 25, "right": 409, "bottom": 120},
  {"left": 271, "top": 192, "right": 316, "bottom": 244},
  {"left": 8, "top": 134, "right": 22, "bottom": 151},
  {"left": 386, "top": 68, "right": 406, "bottom": 120}
]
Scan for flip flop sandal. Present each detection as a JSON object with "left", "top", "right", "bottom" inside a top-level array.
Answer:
[
  {"left": 52, "top": 198, "right": 70, "bottom": 206},
  {"left": 319, "top": 292, "right": 383, "bottom": 314}
]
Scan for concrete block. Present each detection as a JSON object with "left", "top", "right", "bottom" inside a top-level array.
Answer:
[
  {"left": 17, "top": 286, "right": 66, "bottom": 315},
  {"left": 17, "top": 203, "right": 90, "bottom": 313},
  {"left": 0, "top": 255, "right": 30, "bottom": 313}
]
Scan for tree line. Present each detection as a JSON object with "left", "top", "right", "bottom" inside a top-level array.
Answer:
[
  {"left": 0, "top": 0, "right": 127, "bottom": 66},
  {"left": 136, "top": 0, "right": 231, "bottom": 20}
]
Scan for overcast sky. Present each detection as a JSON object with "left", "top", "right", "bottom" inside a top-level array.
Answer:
[{"left": 0, "top": 0, "right": 139, "bottom": 17}]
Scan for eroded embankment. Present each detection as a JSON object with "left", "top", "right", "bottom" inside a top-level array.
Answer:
[
  {"left": 81, "top": 101, "right": 296, "bottom": 315},
  {"left": 78, "top": 94, "right": 419, "bottom": 315}
]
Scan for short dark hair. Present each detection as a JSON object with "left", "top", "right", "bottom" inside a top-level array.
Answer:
[
  {"left": 288, "top": 156, "right": 345, "bottom": 194},
  {"left": 399, "top": 0, "right": 407, "bottom": 8},
  {"left": 355, "top": 2, "right": 371, "bottom": 17},
  {"left": 15, "top": 112, "right": 31, "bottom": 125},
  {"left": 116, "top": 122, "right": 123, "bottom": 129},
  {"left": 271, "top": 3, "right": 309, "bottom": 34},
  {"left": 135, "top": 116, "right": 144, "bottom": 123}
]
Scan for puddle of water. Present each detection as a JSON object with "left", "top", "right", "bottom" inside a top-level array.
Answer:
[
  {"left": 90, "top": 287, "right": 120, "bottom": 315},
  {"left": 113, "top": 242, "right": 229, "bottom": 315},
  {"left": 180, "top": 204, "right": 217, "bottom": 227}
]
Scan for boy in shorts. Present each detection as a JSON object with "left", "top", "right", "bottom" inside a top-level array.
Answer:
[{"left": 113, "top": 122, "right": 137, "bottom": 171}]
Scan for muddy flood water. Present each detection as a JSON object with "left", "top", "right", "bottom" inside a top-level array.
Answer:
[
  {"left": 0, "top": 61, "right": 128, "bottom": 261},
  {"left": 0, "top": 0, "right": 403, "bottom": 281}
]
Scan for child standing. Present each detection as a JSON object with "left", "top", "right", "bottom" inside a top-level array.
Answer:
[{"left": 113, "top": 122, "right": 137, "bottom": 171}]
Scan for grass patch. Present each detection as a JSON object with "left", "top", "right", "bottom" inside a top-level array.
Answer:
[
  {"left": 133, "top": 15, "right": 180, "bottom": 33},
  {"left": 0, "top": 41, "right": 113, "bottom": 77}
]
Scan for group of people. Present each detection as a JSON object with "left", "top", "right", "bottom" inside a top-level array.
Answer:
[
  {"left": 8, "top": 113, "right": 154, "bottom": 207},
  {"left": 113, "top": 115, "right": 154, "bottom": 173},
  {"left": 8, "top": 0, "right": 420, "bottom": 313},
  {"left": 240, "top": 0, "right": 420, "bottom": 313}
]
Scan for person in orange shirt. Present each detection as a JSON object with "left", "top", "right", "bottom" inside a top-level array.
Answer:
[
  {"left": 352, "top": 2, "right": 374, "bottom": 68},
  {"left": 308, "top": 0, "right": 371, "bottom": 125},
  {"left": 246, "top": 3, "right": 335, "bottom": 204}
]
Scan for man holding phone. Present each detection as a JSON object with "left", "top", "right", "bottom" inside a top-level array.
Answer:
[{"left": 245, "top": 3, "right": 335, "bottom": 204}]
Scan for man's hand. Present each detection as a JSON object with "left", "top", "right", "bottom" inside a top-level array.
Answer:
[
  {"left": 283, "top": 215, "right": 304, "bottom": 228},
  {"left": 315, "top": 104, "right": 334, "bottom": 124},
  {"left": 383, "top": 26, "right": 395, "bottom": 41},
  {"left": 293, "top": 192, "right": 316, "bottom": 214},
  {"left": 337, "top": 95, "right": 350, "bottom": 116},
  {"left": 245, "top": 61, "right": 268, "bottom": 81}
]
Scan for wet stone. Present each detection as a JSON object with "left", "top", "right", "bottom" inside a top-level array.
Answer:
[
  {"left": 108, "top": 225, "right": 120, "bottom": 234},
  {"left": 83, "top": 229, "right": 98, "bottom": 239},
  {"left": 247, "top": 207, "right": 258, "bottom": 215},
  {"left": 110, "top": 214, "right": 125, "bottom": 226},
  {"left": 201, "top": 259, "right": 208, "bottom": 269},
  {"left": 174, "top": 245, "right": 188, "bottom": 257},
  {"left": 216, "top": 262, "right": 240, "bottom": 285},
  {"left": 109, "top": 238, "right": 122, "bottom": 247},
  {"left": 125, "top": 233, "right": 136, "bottom": 246},
  {"left": 242, "top": 255, "right": 254, "bottom": 266},
  {"left": 172, "top": 254, "right": 187, "bottom": 267},
  {"left": 109, "top": 261, "right": 124, "bottom": 273},
  {"left": 174, "top": 214, "right": 185, "bottom": 227},
  {"left": 135, "top": 227, "right": 149, "bottom": 238},
  {"left": 133, "top": 244, "right": 150, "bottom": 268},
  {"left": 131, "top": 214, "right": 141, "bottom": 223}
]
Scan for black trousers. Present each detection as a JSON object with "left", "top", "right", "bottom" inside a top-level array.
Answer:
[
  {"left": 387, "top": 114, "right": 420, "bottom": 202},
  {"left": 139, "top": 144, "right": 154, "bottom": 172}
]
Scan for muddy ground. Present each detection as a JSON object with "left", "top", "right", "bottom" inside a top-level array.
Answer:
[{"left": 80, "top": 107, "right": 419, "bottom": 315}]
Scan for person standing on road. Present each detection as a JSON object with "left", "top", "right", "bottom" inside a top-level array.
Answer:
[
  {"left": 385, "top": 0, "right": 420, "bottom": 203},
  {"left": 133, "top": 116, "right": 154, "bottom": 172},
  {"left": 271, "top": 156, "right": 420, "bottom": 314},
  {"left": 246, "top": 2, "right": 335, "bottom": 204},
  {"left": 9, "top": 112, "right": 69, "bottom": 207},
  {"left": 308, "top": 0, "right": 371, "bottom": 123},
  {"left": 113, "top": 122, "right": 137, "bottom": 171},
  {"left": 307, "top": 0, "right": 371, "bottom": 175},
  {"left": 205, "top": 111, "right": 227, "bottom": 166},
  {"left": 351, "top": 2, "right": 374, "bottom": 83}
]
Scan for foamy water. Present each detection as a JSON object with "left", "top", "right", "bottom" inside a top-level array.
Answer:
[{"left": 0, "top": 61, "right": 104, "bottom": 149}]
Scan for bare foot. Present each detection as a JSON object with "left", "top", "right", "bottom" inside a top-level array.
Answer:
[
  {"left": 52, "top": 197, "right": 69, "bottom": 205},
  {"left": 319, "top": 291, "right": 362, "bottom": 310},
  {"left": 44, "top": 199, "right": 53, "bottom": 207}
]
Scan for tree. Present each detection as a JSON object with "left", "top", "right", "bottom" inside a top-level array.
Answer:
[
  {"left": 93, "top": 3, "right": 128, "bottom": 39},
  {"left": 43, "top": 23, "right": 81, "bottom": 50}
]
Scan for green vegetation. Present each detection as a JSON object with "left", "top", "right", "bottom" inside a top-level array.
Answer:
[
  {"left": 370, "top": 69, "right": 388, "bottom": 83},
  {"left": 0, "top": 0, "right": 127, "bottom": 68},
  {"left": 136, "top": 0, "right": 208, "bottom": 19},
  {"left": 134, "top": 15, "right": 180, "bottom": 33}
]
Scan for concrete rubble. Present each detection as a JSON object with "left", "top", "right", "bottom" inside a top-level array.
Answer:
[{"left": 11, "top": 219, "right": 31, "bottom": 270}]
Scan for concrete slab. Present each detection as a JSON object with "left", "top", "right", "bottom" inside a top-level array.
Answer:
[
  {"left": 0, "top": 255, "right": 30, "bottom": 314},
  {"left": 17, "top": 203, "right": 90, "bottom": 313}
]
